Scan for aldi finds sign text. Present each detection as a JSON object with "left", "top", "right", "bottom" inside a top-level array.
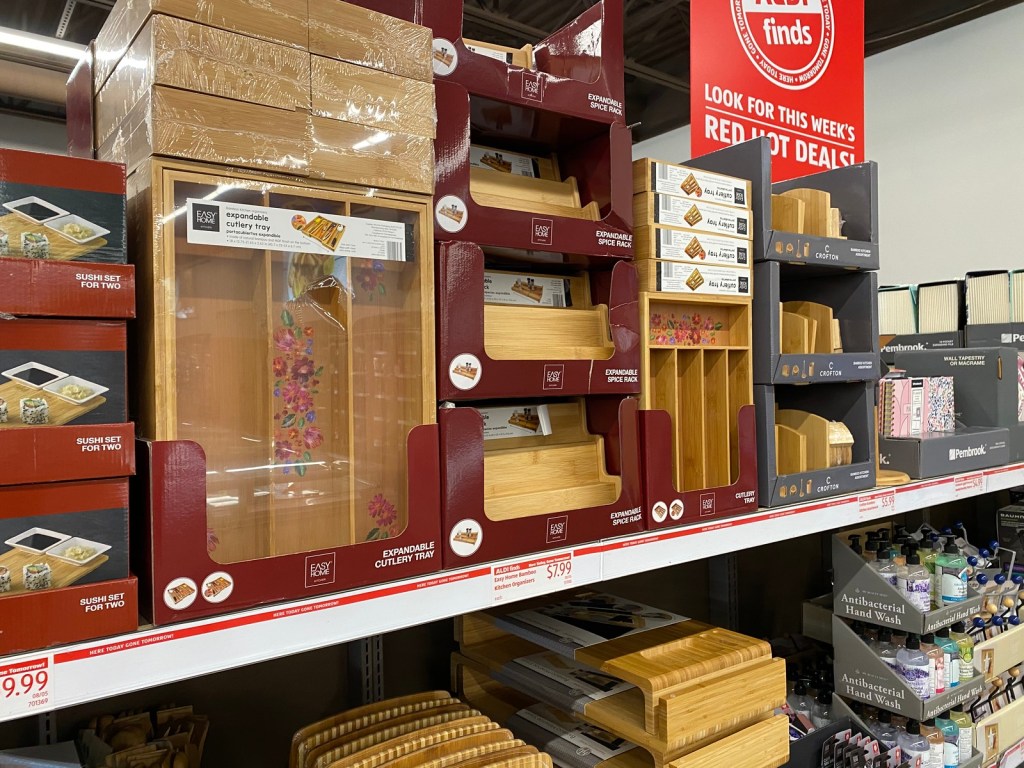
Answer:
[{"left": 691, "top": 0, "right": 864, "bottom": 180}]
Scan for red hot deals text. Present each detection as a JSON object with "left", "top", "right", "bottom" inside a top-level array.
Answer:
[
  {"left": 375, "top": 541, "right": 437, "bottom": 568},
  {"left": 703, "top": 85, "right": 856, "bottom": 170}
]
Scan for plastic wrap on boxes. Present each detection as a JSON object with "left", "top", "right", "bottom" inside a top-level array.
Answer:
[
  {"left": 96, "top": 14, "right": 311, "bottom": 148},
  {"left": 98, "top": 86, "right": 310, "bottom": 176},
  {"left": 311, "top": 56, "right": 435, "bottom": 138},
  {"left": 93, "top": 0, "right": 309, "bottom": 93},
  {"left": 308, "top": 118, "right": 432, "bottom": 194},
  {"left": 308, "top": 0, "right": 432, "bottom": 83}
]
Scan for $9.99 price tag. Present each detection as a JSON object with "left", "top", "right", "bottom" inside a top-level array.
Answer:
[
  {"left": 0, "top": 657, "right": 52, "bottom": 719},
  {"left": 492, "top": 553, "right": 573, "bottom": 604}
]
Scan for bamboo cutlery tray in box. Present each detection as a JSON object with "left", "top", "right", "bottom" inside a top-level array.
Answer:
[
  {"left": 483, "top": 400, "right": 621, "bottom": 520},
  {"left": 640, "top": 294, "right": 752, "bottom": 492},
  {"left": 455, "top": 595, "right": 786, "bottom": 765},
  {"left": 128, "top": 158, "right": 434, "bottom": 566},
  {"left": 290, "top": 691, "right": 552, "bottom": 768}
]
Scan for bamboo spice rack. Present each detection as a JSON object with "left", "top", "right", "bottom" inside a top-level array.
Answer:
[{"left": 470, "top": 157, "right": 600, "bottom": 221}]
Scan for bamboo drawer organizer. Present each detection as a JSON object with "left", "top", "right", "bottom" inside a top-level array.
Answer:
[
  {"left": 453, "top": 654, "right": 789, "bottom": 768},
  {"left": 483, "top": 400, "right": 620, "bottom": 520},
  {"left": 640, "top": 293, "right": 753, "bottom": 492},
  {"left": 289, "top": 691, "right": 551, "bottom": 768},
  {"left": 128, "top": 158, "right": 434, "bottom": 565},
  {"left": 485, "top": 270, "right": 614, "bottom": 361},
  {"left": 774, "top": 409, "right": 854, "bottom": 475},
  {"left": 464, "top": 40, "right": 535, "bottom": 69},
  {"left": 780, "top": 301, "right": 843, "bottom": 354},
  {"left": 470, "top": 166, "right": 600, "bottom": 221},
  {"left": 457, "top": 603, "right": 785, "bottom": 757}
]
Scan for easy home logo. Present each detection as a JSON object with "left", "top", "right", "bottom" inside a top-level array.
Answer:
[
  {"left": 949, "top": 445, "right": 986, "bottom": 461},
  {"left": 732, "top": 0, "right": 835, "bottom": 90},
  {"left": 532, "top": 218, "right": 554, "bottom": 246},
  {"left": 192, "top": 202, "right": 220, "bottom": 232},
  {"left": 305, "top": 552, "right": 336, "bottom": 588},
  {"left": 839, "top": 587, "right": 905, "bottom": 622}
]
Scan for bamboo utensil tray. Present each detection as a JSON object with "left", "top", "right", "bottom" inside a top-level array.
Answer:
[
  {"left": 463, "top": 39, "right": 535, "bottom": 70},
  {"left": 129, "top": 158, "right": 434, "bottom": 566},
  {"left": 483, "top": 400, "right": 621, "bottom": 520},
  {"left": 640, "top": 293, "right": 753, "bottom": 491},
  {"left": 774, "top": 409, "right": 854, "bottom": 472},
  {"left": 470, "top": 169, "right": 599, "bottom": 221}
]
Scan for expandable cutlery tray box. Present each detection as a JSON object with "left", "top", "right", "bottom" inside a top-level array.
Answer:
[
  {"left": 0, "top": 479, "right": 130, "bottom": 603},
  {"left": 753, "top": 261, "right": 880, "bottom": 385},
  {"left": 437, "top": 242, "right": 641, "bottom": 400},
  {"left": 438, "top": 397, "right": 643, "bottom": 568},
  {"left": 0, "top": 318, "right": 132, "bottom": 485},
  {"left": 133, "top": 432, "right": 445, "bottom": 626},
  {"left": 342, "top": 0, "right": 625, "bottom": 125},
  {"left": 0, "top": 147, "right": 126, "bottom": 264},
  {"left": 432, "top": 81, "right": 633, "bottom": 259}
]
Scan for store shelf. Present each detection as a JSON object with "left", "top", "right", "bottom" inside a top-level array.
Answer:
[{"left": 0, "top": 461, "right": 1022, "bottom": 724}]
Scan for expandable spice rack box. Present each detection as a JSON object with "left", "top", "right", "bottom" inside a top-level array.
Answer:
[
  {"left": 0, "top": 479, "right": 136, "bottom": 655},
  {"left": 126, "top": 158, "right": 444, "bottom": 625}
]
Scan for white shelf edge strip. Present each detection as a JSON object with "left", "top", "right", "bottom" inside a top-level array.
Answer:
[{"left": 0, "top": 462, "right": 1021, "bottom": 722}]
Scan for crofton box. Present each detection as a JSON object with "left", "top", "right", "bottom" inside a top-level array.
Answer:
[
  {"left": 0, "top": 148, "right": 126, "bottom": 264},
  {"left": 0, "top": 479, "right": 130, "bottom": 599},
  {"left": 0, "top": 576, "right": 138, "bottom": 656}
]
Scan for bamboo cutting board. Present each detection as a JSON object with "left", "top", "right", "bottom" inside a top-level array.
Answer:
[
  {"left": 290, "top": 692, "right": 456, "bottom": 768},
  {"left": 304, "top": 706, "right": 479, "bottom": 768},
  {"left": 0, "top": 547, "right": 108, "bottom": 594},
  {"left": 0, "top": 214, "right": 109, "bottom": 261},
  {"left": 0, "top": 379, "right": 106, "bottom": 427}
]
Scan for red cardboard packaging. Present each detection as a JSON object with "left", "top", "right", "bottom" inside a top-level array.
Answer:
[
  {"left": 0, "top": 148, "right": 126, "bottom": 264},
  {"left": 133, "top": 426, "right": 443, "bottom": 626},
  {"left": 438, "top": 396, "right": 643, "bottom": 567},
  {"left": 0, "top": 479, "right": 130, "bottom": 600},
  {"left": 0, "top": 319, "right": 132, "bottom": 485},
  {"left": 638, "top": 406, "right": 759, "bottom": 528},
  {"left": 344, "top": 0, "right": 625, "bottom": 125},
  {"left": 0, "top": 576, "right": 138, "bottom": 656},
  {"left": 433, "top": 81, "right": 633, "bottom": 259},
  {"left": 438, "top": 242, "right": 641, "bottom": 401},
  {"left": 66, "top": 43, "right": 97, "bottom": 160},
  {"left": 0, "top": 259, "right": 135, "bottom": 318}
]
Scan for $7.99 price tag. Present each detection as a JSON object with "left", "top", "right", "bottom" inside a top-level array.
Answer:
[
  {"left": 0, "top": 657, "right": 52, "bottom": 719},
  {"left": 492, "top": 553, "right": 573, "bottom": 604}
]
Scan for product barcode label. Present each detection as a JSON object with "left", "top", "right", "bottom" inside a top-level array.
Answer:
[
  {"left": 386, "top": 241, "right": 403, "bottom": 260},
  {"left": 551, "top": 294, "right": 565, "bottom": 308},
  {"left": 656, "top": 163, "right": 670, "bottom": 181}
]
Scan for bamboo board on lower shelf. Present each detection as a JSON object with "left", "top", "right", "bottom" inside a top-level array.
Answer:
[
  {"left": 453, "top": 654, "right": 789, "bottom": 768},
  {"left": 640, "top": 293, "right": 753, "bottom": 490},
  {"left": 483, "top": 401, "right": 620, "bottom": 520},
  {"left": 484, "top": 304, "right": 614, "bottom": 360}
]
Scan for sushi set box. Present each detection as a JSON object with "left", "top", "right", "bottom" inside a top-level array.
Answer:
[
  {"left": 0, "top": 318, "right": 132, "bottom": 485},
  {"left": 0, "top": 258, "right": 135, "bottom": 319},
  {"left": 0, "top": 575, "right": 138, "bottom": 656},
  {"left": 0, "top": 479, "right": 130, "bottom": 600},
  {"left": 0, "top": 148, "right": 126, "bottom": 264}
]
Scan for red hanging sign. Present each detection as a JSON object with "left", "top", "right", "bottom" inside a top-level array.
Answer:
[{"left": 690, "top": 0, "right": 864, "bottom": 181}]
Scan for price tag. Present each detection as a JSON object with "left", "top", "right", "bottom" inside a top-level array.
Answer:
[
  {"left": 492, "top": 552, "right": 573, "bottom": 604},
  {"left": 0, "top": 657, "right": 52, "bottom": 720},
  {"left": 859, "top": 489, "right": 895, "bottom": 518},
  {"left": 954, "top": 472, "right": 986, "bottom": 499}
]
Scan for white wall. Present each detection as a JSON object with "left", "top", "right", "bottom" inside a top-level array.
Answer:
[
  {"left": 633, "top": 4, "right": 1024, "bottom": 285},
  {"left": 0, "top": 112, "right": 67, "bottom": 154}
]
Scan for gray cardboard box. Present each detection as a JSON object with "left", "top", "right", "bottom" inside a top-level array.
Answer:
[
  {"left": 879, "top": 427, "right": 1010, "bottom": 479},
  {"left": 832, "top": 535, "right": 984, "bottom": 635},
  {"left": 754, "top": 262, "right": 880, "bottom": 384},
  {"left": 1009, "top": 423, "right": 1024, "bottom": 463},
  {"left": 965, "top": 323, "right": 1024, "bottom": 350},
  {"left": 755, "top": 383, "right": 876, "bottom": 507},
  {"left": 894, "top": 347, "right": 1020, "bottom": 428},
  {"left": 832, "top": 616, "right": 984, "bottom": 721}
]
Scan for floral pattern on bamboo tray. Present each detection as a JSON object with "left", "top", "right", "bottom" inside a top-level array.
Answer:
[
  {"left": 366, "top": 493, "right": 401, "bottom": 541},
  {"left": 273, "top": 309, "right": 324, "bottom": 476},
  {"left": 353, "top": 260, "right": 387, "bottom": 301},
  {"left": 650, "top": 311, "right": 725, "bottom": 346}
]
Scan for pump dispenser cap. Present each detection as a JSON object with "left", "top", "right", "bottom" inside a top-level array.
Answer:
[
  {"left": 878, "top": 709, "right": 892, "bottom": 724},
  {"left": 907, "top": 720, "right": 921, "bottom": 735},
  {"left": 944, "top": 542, "right": 959, "bottom": 554},
  {"left": 908, "top": 551, "right": 921, "bottom": 565},
  {"left": 879, "top": 627, "right": 893, "bottom": 641},
  {"left": 922, "top": 632, "right": 934, "bottom": 643},
  {"left": 935, "top": 627, "right": 950, "bottom": 638},
  {"left": 923, "top": 718, "right": 936, "bottom": 727},
  {"left": 952, "top": 621, "right": 967, "bottom": 633},
  {"left": 906, "top": 634, "right": 921, "bottom": 650},
  {"left": 794, "top": 679, "right": 808, "bottom": 695}
]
